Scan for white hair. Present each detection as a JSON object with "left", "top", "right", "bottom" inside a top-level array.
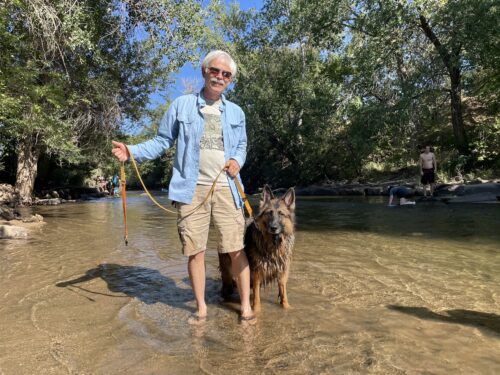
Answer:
[{"left": 201, "top": 50, "right": 237, "bottom": 76}]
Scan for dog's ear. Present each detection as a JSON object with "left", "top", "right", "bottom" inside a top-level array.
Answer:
[
  {"left": 282, "top": 187, "right": 295, "bottom": 210},
  {"left": 261, "top": 185, "right": 274, "bottom": 205}
]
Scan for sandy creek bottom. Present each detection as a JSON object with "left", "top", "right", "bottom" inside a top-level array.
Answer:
[{"left": 1, "top": 194, "right": 499, "bottom": 374}]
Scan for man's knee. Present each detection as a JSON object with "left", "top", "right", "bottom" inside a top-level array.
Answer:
[{"left": 189, "top": 250, "right": 206, "bottom": 263}]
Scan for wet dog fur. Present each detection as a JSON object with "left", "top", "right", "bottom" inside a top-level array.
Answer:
[{"left": 219, "top": 185, "right": 295, "bottom": 312}]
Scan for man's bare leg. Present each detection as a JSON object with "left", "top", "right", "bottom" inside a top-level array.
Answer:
[
  {"left": 228, "top": 250, "right": 254, "bottom": 319},
  {"left": 188, "top": 251, "right": 207, "bottom": 321}
]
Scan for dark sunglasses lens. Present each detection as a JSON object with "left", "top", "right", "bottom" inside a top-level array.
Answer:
[
  {"left": 208, "top": 67, "right": 231, "bottom": 79},
  {"left": 209, "top": 67, "right": 220, "bottom": 75}
]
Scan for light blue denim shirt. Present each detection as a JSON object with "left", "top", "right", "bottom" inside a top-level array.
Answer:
[{"left": 127, "top": 90, "right": 247, "bottom": 207}]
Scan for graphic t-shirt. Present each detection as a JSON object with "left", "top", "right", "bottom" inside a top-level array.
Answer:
[{"left": 197, "top": 98, "right": 228, "bottom": 186}]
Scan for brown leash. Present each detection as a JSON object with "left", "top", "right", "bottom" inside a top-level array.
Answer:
[
  {"left": 120, "top": 162, "right": 128, "bottom": 245},
  {"left": 234, "top": 177, "right": 253, "bottom": 218},
  {"left": 119, "top": 147, "right": 253, "bottom": 245}
]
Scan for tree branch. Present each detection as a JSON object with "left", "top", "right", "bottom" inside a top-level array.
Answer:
[{"left": 418, "top": 13, "right": 453, "bottom": 73}]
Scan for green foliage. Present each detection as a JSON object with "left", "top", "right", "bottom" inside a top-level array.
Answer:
[
  {"left": 2, "top": 0, "right": 498, "bottom": 192},
  {"left": 224, "top": 0, "right": 500, "bottom": 189},
  {"left": 0, "top": 0, "right": 207, "bottom": 193}
]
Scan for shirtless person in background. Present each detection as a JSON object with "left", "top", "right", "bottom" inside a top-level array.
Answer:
[{"left": 420, "top": 146, "right": 437, "bottom": 197}]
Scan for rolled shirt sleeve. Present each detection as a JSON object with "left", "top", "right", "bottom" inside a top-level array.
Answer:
[{"left": 127, "top": 101, "right": 179, "bottom": 162}]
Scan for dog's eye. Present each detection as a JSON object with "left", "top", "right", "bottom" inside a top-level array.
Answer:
[{"left": 278, "top": 211, "right": 287, "bottom": 217}]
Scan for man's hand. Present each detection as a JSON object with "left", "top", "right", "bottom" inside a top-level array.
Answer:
[
  {"left": 224, "top": 159, "right": 240, "bottom": 178},
  {"left": 111, "top": 141, "right": 130, "bottom": 162}
]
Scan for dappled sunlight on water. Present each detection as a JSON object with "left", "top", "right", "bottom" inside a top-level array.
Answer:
[{"left": 0, "top": 193, "right": 499, "bottom": 374}]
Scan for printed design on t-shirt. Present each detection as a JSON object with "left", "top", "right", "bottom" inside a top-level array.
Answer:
[{"left": 200, "top": 113, "right": 224, "bottom": 151}]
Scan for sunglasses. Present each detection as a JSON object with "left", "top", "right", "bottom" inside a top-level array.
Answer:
[{"left": 207, "top": 66, "right": 232, "bottom": 80}]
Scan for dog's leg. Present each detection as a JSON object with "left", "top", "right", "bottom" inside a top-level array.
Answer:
[
  {"left": 219, "top": 253, "right": 234, "bottom": 301},
  {"left": 278, "top": 267, "right": 290, "bottom": 309},
  {"left": 252, "top": 271, "right": 262, "bottom": 312}
]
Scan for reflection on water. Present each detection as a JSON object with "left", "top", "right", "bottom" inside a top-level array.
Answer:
[{"left": 0, "top": 193, "right": 499, "bottom": 374}]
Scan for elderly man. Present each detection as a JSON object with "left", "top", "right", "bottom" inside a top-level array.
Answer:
[{"left": 111, "top": 51, "right": 254, "bottom": 323}]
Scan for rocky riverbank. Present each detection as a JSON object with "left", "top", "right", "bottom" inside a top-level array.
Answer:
[
  {"left": 1, "top": 182, "right": 117, "bottom": 239},
  {"left": 0, "top": 184, "right": 45, "bottom": 239},
  {"left": 0, "top": 183, "right": 117, "bottom": 239},
  {"left": 35, "top": 186, "right": 109, "bottom": 203},
  {"left": 2, "top": 177, "right": 499, "bottom": 239},
  {"left": 293, "top": 178, "right": 500, "bottom": 203}
]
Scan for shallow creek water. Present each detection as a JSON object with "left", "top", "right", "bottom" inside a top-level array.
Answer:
[{"left": 0, "top": 193, "right": 499, "bottom": 374}]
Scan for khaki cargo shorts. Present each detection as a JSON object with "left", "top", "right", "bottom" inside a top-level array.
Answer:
[{"left": 176, "top": 185, "right": 245, "bottom": 256}]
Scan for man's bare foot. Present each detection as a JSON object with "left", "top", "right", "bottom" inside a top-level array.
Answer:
[
  {"left": 239, "top": 308, "right": 256, "bottom": 325},
  {"left": 188, "top": 304, "right": 207, "bottom": 325},
  {"left": 188, "top": 313, "right": 207, "bottom": 325}
]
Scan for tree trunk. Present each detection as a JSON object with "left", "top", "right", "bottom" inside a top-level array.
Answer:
[
  {"left": 449, "top": 69, "right": 468, "bottom": 154},
  {"left": 418, "top": 14, "right": 469, "bottom": 155},
  {"left": 15, "top": 135, "right": 39, "bottom": 205}
]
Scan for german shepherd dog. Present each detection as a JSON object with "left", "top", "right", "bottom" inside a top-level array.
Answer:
[{"left": 219, "top": 185, "right": 296, "bottom": 312}]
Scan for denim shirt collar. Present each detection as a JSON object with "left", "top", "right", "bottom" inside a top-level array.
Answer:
[{"left": 197, "top": 88, "right": 226, "bottom": 112}]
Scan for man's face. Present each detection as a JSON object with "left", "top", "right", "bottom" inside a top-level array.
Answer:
[
  {"left": 425, "top": 146, "right": 431, "bottom": 153},
  {"left": 202, "top": 57, "right": 233, "bottom": 98}
]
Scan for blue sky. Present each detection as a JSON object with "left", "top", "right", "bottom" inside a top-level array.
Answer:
[{"left": 149, "top": 0, "right": 264, "bottom": 109}]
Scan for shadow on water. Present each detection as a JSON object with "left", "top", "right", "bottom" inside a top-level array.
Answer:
[
  {"left": 56, "top": 263, "right": 213, "bottom": 312},
  {"left": 388, "top": 305, "right": 500, "bottom": 337}
]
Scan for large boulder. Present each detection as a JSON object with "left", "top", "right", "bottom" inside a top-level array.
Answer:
[
  {"left": 0, "top": 184, "right": 19, "bottom": 205},
  {"left": 437, "top": 183, "right": 500, "bottom": 203},
  {"left": 436, "top": 183, "right": 500, "bottom": 198},
  {"left": 364, "top": 187, "right": 383, "bottom": 196},
  {"left": 434, "top": 184, "right": 460, "bottom": 196},
  {"left": 338, "top": 187, "right": 364, "bottom": 195},
  {"left": 0, "top": 202, "right": 46, "bottom": 223},
  {"left": 34, "top": 198, "right": 63, "bottom": 205},
  {"left": 436, "top": 183, "right": 500, "bottom": 197},
  {"left": 295, "top": 185, "right": 339, "bottom": 196},
  {"left": 22, "top": 214, "right": 44, "bottom": 223},
  {"left": 460, "top": 183, "right": 500, "bottom": 195},
  {"left": 0, "top": 205, "right": 17, "bottom": 220},
  {"left": 0, "top": 224, "right": 28, "bottom": 239},
  {"left": 441, "top": 193, "right": 499, "bottom": 203}
]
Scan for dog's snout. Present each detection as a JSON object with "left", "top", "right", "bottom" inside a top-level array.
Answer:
[{"left": 269, "top": 222, "right": 281, "bottom": 234}]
